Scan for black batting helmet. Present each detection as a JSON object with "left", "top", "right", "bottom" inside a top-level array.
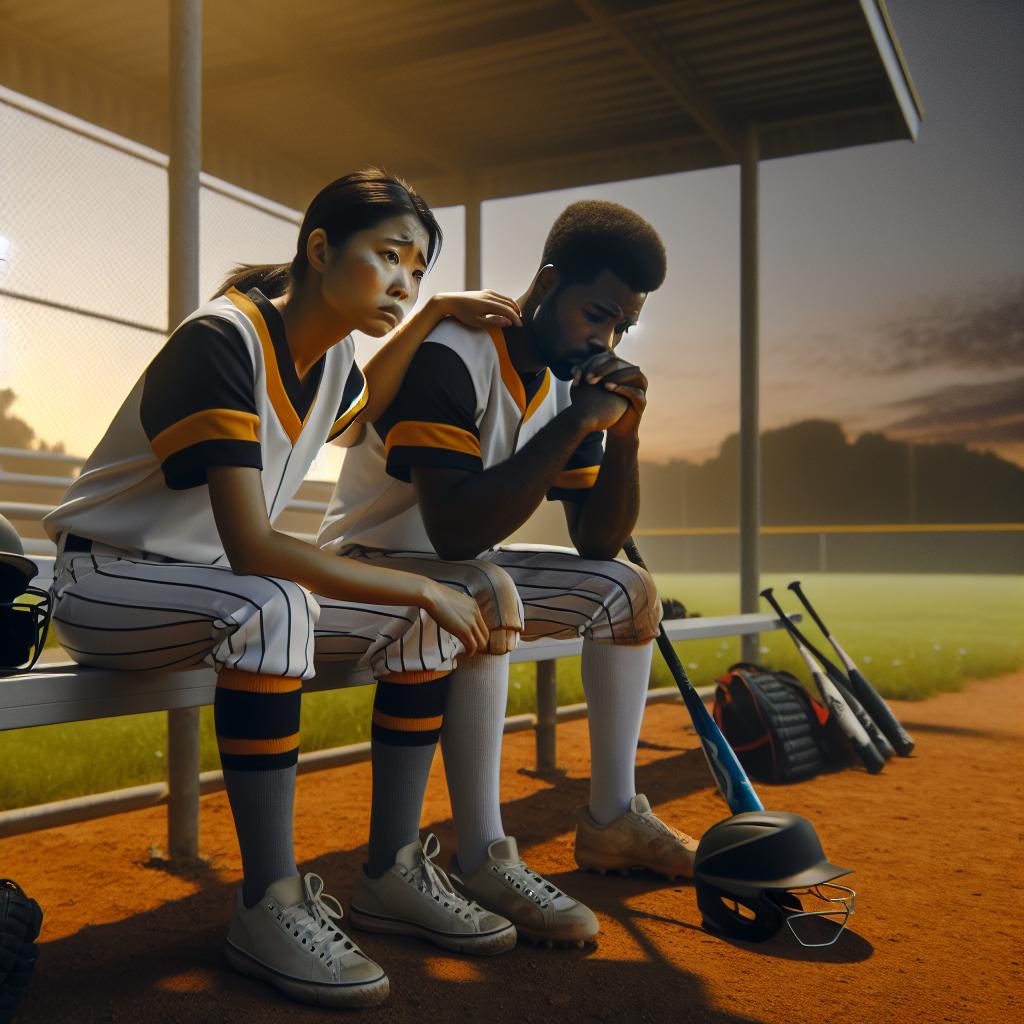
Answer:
[
  {"left": 694, "top": 811, "right": 854, "bottom": 946},
  {"left": 0, "top": 514, "right": 52, "bottom": 675}
]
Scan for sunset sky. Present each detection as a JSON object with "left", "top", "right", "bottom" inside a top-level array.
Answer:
[{"left": 1, "top": 0, "right": 1021, "bottom": 475}]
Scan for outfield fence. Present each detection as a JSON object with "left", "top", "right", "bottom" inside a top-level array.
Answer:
[
  {"left": 3, "top": 446, "right": 1019, "bottom": 573},
  {"left": 632, "top": 523, "right": 1024, "bottom": 574}
]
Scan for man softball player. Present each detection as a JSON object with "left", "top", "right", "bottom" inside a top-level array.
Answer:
[{"left": 319, "top": 200, "right": 699, "bottom": 947}]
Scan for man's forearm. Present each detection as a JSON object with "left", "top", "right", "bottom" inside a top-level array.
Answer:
[
  {"left": 571, "top": 432, "right": 641, "bottom": 559},
  {"left": 419, "top": 410, "right": 593, "bottom": 559}
]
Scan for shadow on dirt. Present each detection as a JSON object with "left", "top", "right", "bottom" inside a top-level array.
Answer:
[{"left": 15, "top": 747, "right": 771, "bottom": 1024}]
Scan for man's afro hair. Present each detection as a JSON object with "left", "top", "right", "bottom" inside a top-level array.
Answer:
[{"left": 541, "top": 200, "right": 666, "bottom": 293}]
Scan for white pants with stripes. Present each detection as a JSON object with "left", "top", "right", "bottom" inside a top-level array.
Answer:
[{"left": 51, "top": 544, "right": 499, "bottom": 681}]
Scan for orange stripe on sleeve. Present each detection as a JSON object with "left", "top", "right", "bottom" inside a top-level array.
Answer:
[
  {"left": 385, "top": 421, "right": 481, "bottom": 458},
  {"left": 216, "top": 732, "right": 301, "bottom": 756},
  {"left": 150, "top": 408, "right": 260, "bottom": 461},
  {"left": 554, "top": 466, "right": 600, "bottom": 489}
]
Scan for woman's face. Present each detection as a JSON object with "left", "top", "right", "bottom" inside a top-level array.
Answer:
[{"left": 317, "top": 213, "right": 430, "bottom": 337}]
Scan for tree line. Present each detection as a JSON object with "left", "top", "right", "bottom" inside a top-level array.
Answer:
[{"left": 638, "top": 419, "right": 1024, "bottom": 527}]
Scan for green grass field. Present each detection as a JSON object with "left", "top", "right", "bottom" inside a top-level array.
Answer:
[{"left": 3, "top": 573, "right": 1021, "bottom": 811}]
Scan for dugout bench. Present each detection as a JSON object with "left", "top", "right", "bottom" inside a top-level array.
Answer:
[{"left": 0, "top": 452, "right": 795, "bottom": 856}]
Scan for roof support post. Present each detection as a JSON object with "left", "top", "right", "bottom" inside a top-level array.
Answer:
[
  {"left": 167, "top": 0, "right": 202, "bottom": 864},
  {"left": 464, "top": 181, "right": 482, "bottom": 291},
  {"left": 739, "top": 125, "right": 761, "bottom": 663}
]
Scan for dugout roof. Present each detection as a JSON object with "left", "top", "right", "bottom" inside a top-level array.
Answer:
[{"left": 0, "top": 0, "right": 921, "bottom": 210}]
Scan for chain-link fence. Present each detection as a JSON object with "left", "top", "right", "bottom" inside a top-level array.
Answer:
[{"left": 0, "top": 87, "right": 360, "bottom": 481}]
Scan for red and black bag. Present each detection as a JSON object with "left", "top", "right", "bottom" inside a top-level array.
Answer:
[{"left": 713, "top": 662, "right": 850, "bottom": 784}]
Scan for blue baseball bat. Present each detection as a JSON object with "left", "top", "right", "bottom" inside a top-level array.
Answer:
[{"left": 623, "top": 539, "right": 763, "bottom": 814}]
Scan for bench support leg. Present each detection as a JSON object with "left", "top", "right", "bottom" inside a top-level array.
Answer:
[
  {"left": 167, "top": 708, "right": 201, "bottom": 861},
  {"left": 535, "top": 661, "right": 557, "bottom": 774}
]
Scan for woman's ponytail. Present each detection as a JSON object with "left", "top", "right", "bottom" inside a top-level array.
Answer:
[{"left": 212, "top": 262, "right": 292, "bottom": 299}]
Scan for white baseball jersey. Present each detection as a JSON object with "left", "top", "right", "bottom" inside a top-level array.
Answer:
[
  {"left": 317, "top": 320, "right": 603, "bottom": 556},
  {"left": 45, "top": 287, "right": 367, "bottom": 564}
]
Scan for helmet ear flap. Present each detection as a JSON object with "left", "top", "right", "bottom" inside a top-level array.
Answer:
[
  {"left": 0, "top": 582, "right": 52, "bottom": 676},
  {"left": 768, "top": 889, "right": 804, "bottom": 914},
  {"left": 696, "top": 881, "right": 786, "bottom": 942}
]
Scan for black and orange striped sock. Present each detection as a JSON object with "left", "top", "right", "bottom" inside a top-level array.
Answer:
[
  {"left": 214, "top": 668, "right": 302, "bottom": 906},
  {"left": 366, "top": 670, "right": 451, "bottom": 877}
]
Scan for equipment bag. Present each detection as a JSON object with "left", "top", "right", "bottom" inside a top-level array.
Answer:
[
  {"left": 0, "top": 878, "right": 43, "bottom": 1023},
  {"left": 713, "top": 662, "right": 849, "bottom": 784}
]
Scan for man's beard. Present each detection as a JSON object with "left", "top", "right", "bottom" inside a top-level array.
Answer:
[{"left": 531, "top": 302, "right": 584, "bottom": 381}]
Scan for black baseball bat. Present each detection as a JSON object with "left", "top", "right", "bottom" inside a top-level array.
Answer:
[
  {"left": 760, "top": 588, "right": 885, "bottom": 774},
  {"left": 760, "top": 588, "right": 895, "bottom": 761},
  {"left": 623, "top": 539, "right": 763, "bottom": 813},
  {"left": 788, "top": 581, "right": 914, "bottom": 756}
]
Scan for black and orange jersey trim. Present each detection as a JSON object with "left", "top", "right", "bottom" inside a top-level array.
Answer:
[
  {"left": 140, "top": 287, "right": 349, "bottom": 490},
  {"left": 327, "top": 362, "right": 368, "bottom": 442},
  {"left": 376, "top": 342, "right": 484, "bottom": 481},
  {"left": 140, "top": 315, "right": 264, "bottom": 490},
  {"left": 547, "top": 430, "right": 604, "bottom": 503},
  {"left": 487, "top": 326, "right": 550, "bottom": 421},
  {"left": 227, "top": 288, "right": 326, "bottom": 442}
]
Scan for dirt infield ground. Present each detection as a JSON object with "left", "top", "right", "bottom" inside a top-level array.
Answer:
[{"left": 2, "top": 672, "right": 1021, "bottom": 1024}]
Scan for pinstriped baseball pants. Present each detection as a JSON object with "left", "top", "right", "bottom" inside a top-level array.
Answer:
[
  {"left": 50, "top": 544, "right": 511, "bottom": 682},
  {"left": 337, "top": 543, "right": 662, "bottom": 646}
]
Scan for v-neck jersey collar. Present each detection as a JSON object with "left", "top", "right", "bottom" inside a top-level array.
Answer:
[
  {"left": 488, "top": 327, "right": 551, "bottom": 422},
  {"left": 248, "top": 288, "right": 326, "bottom": 424}
]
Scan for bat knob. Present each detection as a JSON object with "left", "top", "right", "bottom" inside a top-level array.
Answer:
[
  {"left": 787, "top": 581, "right": 803, "bottom": 592},
  {"left": 758, "top": 588, "right": 774, "bottom": 599}
]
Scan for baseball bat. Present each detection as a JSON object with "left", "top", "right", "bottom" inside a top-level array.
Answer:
[
  {"left": 788, "top": 581, "right": 914, "bottom": 756},
  {"left": 760, "top": 588, "right": 885, "bottom": 774},
  {"left": 623, "top": 539, "right": 763, "bottom": 814},
  {"left": 760, "top": 588, "right": 895, "bottom": 761}
]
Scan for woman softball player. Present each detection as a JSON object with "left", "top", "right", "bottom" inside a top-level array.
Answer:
[{"left": 43, "top": 168, "right": 524, "bottom": 1009}]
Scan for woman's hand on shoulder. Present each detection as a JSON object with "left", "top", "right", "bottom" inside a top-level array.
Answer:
[{"left": 432, "top": 290, "right": 523, "bottom": 330}]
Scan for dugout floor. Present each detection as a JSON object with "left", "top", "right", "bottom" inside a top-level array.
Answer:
[{"left": 2, "top": 673, "right": 1021, "bottom": 1024}]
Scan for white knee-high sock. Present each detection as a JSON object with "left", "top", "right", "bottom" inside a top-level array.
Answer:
[
  {"left": 441, "top": 653, "right": 509, "bottom": 874},
  {"left": 581, "top": 639, "right": 654, "bottom": 825}
]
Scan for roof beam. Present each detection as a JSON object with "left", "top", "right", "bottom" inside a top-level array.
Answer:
[
  {"left": 211, "top": 16, "right": 464, "bottom": 174},
  {"left": 574, "top": 0, "right": 738, "bottom": 162},
  {"left": 859, "top": 0, "right": 922, "bottom": 139}
]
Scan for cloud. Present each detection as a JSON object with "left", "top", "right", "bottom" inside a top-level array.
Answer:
[
  {"left": 882, "top": 375, "right": 1024, "bottom": 445},
  {"left": 871, "top": 281, "right": 1024, "bottom": 373}
]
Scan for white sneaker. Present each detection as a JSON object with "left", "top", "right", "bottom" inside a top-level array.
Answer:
[
  {"left": 349, "top": 834, "right": 517, "bottom": 955},
  {"left": 226, "top": 873, "right": 389, "bottom": 1009},
  {"left": 453, "top": 837, "right": 599, "bottom": 947}
]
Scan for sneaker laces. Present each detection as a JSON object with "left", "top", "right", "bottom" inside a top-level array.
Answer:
[
  {"left": 411, "top": 835, "right": 477, "bottom": 915},
  {"left": 492, "top": 859, "right": 564, "bottom": 909},
  {"left": 280, "top": 874, "right": 360, "bottom": 963}
]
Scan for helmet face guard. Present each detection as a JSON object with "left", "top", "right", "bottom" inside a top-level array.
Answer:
[
  {"left": 697, "top": 879, "right": 855, "bottom": 946},
  {"left": 781, "top": 882, "right": 855, "bottom": 947},
  {"left": 0, "top": 557, "right": 52, "bottom": 675}
]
